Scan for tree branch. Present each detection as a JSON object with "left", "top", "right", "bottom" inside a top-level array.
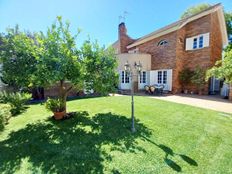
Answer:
[{"left": 66, "top": 85, "right": 73, "bottom": 93}]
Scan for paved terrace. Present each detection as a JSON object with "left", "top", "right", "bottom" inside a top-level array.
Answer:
[
  {"left": 113, "top": 93, "right": 232, "bottom": 114},
  {"left": 149, "top": 94, "right": 232, "bottom": 114}
]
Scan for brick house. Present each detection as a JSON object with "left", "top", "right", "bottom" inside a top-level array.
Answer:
[{"left": 113, "top": 3, "right": 228, "bottom": 95}]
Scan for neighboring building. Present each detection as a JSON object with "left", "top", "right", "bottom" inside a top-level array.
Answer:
[{"left": 113, "top": 3, "right": 228, "bottom": 94}]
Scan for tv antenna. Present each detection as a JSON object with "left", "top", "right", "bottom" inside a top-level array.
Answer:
[{"left": 119, "top": 11, "right": 128, "bottom": 23}]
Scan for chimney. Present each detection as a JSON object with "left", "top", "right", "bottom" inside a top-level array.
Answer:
[
  {"left": 118, "top": 22, "right": 127, "bottom": 37},
  {"left": 118, "top": 22, "right": 133, "bottom": 53}
]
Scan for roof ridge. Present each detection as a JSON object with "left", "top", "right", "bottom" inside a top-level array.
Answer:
[
  {"left": 181, "top": 3, "right": 221, "bottom": 20},
  {"left": 128, "top": 3, "right": 222, "bottom": 48}
]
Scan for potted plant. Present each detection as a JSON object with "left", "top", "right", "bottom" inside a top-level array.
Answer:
[
  {"left": 179, "top": 68, "right": 193, "bottom": 94},
  {"left": 191, "top": 66, "right": 206, "bottom": 95},
  {"left": 45, "top": 98, "right": 65, "bottom": 120}
]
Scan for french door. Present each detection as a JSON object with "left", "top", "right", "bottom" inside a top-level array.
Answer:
[{"left": 120, "top": 70, "right": 131, "bottom": 89}]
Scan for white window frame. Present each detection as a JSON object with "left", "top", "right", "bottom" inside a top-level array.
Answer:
[
  {"left": 199, "top": 35, "right": 204, "bottom": 48},
  {"left": 128, "top": 48, "right": 139, "bottom": 54},
  {"left": 157, "top": 40, "right": 168, "bottom": 46},
  {"left": 157, "top": 70, "right": 167, "bottom": 84},
  {"left": 186, "top": 33, "right": 209, "bottom": 51},
  {"left": 193, "top": 37, "right": 198, "bottom": 49},
  {"left": 139, "top": 71, "right": 147, "bottom": 84},
  {"left": 121, "top": 71, "right": 130, "bottom": 84}
]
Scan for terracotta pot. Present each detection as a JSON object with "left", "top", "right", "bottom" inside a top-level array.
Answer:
[{"left": 53, "top": 111, "right": 66, "bottom": 120}]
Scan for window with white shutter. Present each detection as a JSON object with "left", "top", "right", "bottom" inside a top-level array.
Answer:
[
  {"left": 186, "top": 38, "right": 193, "bottom": 50},
  {"left": 185, "top": 32, "right": 210, "bottom": 51},
  {"left": 203, "top": 33, "right": 209, "bottom": 47}
]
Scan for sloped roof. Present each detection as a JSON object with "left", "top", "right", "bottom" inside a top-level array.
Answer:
[{"left": 127, "top": 3, "right": 228, "bottom": 49}]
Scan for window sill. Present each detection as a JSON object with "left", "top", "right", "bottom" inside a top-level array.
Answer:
[{"left": 185, "top": 46, "right": 209, "bottom": 51}]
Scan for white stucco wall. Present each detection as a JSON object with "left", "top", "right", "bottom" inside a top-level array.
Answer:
[
  {"left": 116, "top": 53, "right": 151, "bottom": 71},
  {"left": 116, "top": 53, "right": 151, "bottom": 90}
]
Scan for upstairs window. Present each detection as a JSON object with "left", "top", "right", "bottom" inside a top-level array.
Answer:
[
  {"left": 186, "top": 33, "right": 209, "bottom": 51},
  {"left": 193, "top": 38, "right": 198, "bottom": 49},
  {"left": 199, "top": 36, "right": 204, "bottom": 48},
  {"left": 157, "top": 40, "right": 168, "bottom": 46}
]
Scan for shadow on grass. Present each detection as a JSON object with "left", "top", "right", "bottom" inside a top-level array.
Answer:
[
  {"left": 0, "top": 112, "right": 151, "bottom": 173},
  {"left": 142, "top": 136, "right": 198, "bottom": 172}
]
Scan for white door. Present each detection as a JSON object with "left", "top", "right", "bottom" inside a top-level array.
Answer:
[
  {"left": 149, "top": 69, "right": 172, "bottom": 91},
  {"left": 120, "top": 70, "right": 131, "bottom": 89},
  {"left": 139, "top": 71, "right": 148, "bottom": 89}
]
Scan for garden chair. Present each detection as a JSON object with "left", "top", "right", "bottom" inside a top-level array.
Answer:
[
  {"left": 150, "top": 86, "right": 156, "bottom": 94},
  {"left": 155, "top": 84, "right": 165, "bottom": 95},
  {"left": 144, "top": 85, "right": 150, "bottom": 94}
]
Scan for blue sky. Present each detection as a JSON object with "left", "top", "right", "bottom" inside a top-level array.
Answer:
[{"left": 0, "top": 0, "right": 231, "bottom": 46}]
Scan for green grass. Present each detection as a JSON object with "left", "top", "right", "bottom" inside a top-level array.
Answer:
[{"left": 0, "top": 96, "right": 232, "bottom": 174}]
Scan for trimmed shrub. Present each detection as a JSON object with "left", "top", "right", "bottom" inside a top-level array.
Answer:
[
  {"left": 191, "top": 66, "right": 207, "bottom": 94},
  {"left": 179, "top": 68, "right": 194, "bottom": 92},
  {"left": 0, "top": 104, "right": 11, "bottom": 131},
  {"left": 0, "top": 91, "right": 31, "bottom": 115},
  {"left": 45, "top": 98, "right": 65, "bottom": 112}
]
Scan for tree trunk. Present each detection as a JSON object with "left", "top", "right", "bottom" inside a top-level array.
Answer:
[
  {"left": 36, "top": 87, "right": 43, "bottom": 100},
  {"left": 59, "top": 80, "right": 67, "bottom": 113},
  {"left": 59, "top": 80, "right": 73, "bottom": 113}
]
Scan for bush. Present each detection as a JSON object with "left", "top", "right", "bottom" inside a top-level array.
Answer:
[
  {"left": 191, "top": 66, "right": 206, "bottom": 93},
  {"left": 0, "top": 104, "right": 11, "bottom": 131},
  {"left": 45, "top": 98, "right": 65, "bottom": 112},
  {"left": 0, "top": 91, "right": 31, "bottom": 115},
  {"left": 179, "top": 68, "right": 194, "bottom": 91}
]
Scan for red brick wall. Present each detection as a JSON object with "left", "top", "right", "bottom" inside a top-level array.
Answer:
[
  {"left": 118, "top": 23, "right": 135, "bottom": 53},
  {"left": 118, "top": 13, "right": 223, "bottom": 94},
  {"left": 210, "top": 12, "right": 223, "bottom": 65},
  {"left": 132, "top": 31, "right": 178, "bottom": 70},
  {"left": 129, "top": 31, "right": 179, "bottom": 93},
  {"left": 175, "top": 28, "right": 186, "bottom": 93},
  {"left": 180, "top": 13, "right": 222, "bottom": 94},
  {"left": 182, "top": 15, "right": 212, "bottom": 70}
]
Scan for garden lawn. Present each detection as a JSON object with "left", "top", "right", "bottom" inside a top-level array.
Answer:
[{"left": 0, "top": 96, "right": 232, "bottom": 174}]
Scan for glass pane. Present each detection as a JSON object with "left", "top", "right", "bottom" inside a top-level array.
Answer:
[
  {"left": 193, "top": 38, "right": 198, "bottom": 49},
  {"left": 163, "top": 71, "right": 167, "bottom": 84},
  {"left": 158, "top": 71, "right": 162, "bottom": 84},
  {"left": 199, "top": 36, "right": 203, "bottom": 48},
  {"left": 125, "top": 72, "right": 130, "bottom": 83},
  {"left": 143, "top": 71, "right": 146, "bottom": 83}
]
